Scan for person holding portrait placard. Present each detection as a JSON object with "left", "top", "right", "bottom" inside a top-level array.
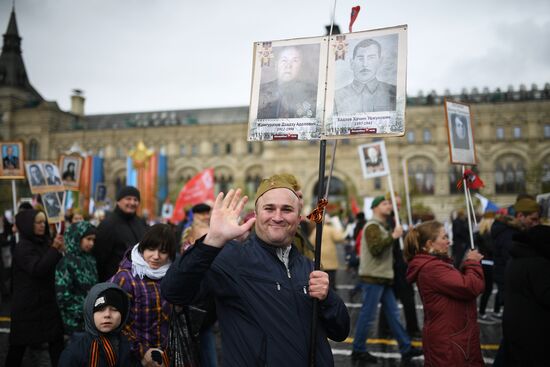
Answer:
[
  {"left": 334, "top": 38, "right": 396, "bottom": 114},
  {"left": 257, "top": 46, "right": 317, "bottom": 119}
]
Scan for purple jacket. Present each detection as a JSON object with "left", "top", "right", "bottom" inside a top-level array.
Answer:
[{"left": 110, "top": 254, "right": 171, "bottom": 360}]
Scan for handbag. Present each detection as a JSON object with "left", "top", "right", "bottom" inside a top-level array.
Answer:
[{"left": 166, "top": 305, "right": 206, "bottom": 367}]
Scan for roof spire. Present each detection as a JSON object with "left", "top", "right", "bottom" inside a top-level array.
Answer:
[{"left": 0, "top": 7, "right": 43, "bottom": 104}]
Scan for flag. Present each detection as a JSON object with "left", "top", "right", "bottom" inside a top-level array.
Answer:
[
  {"left": 126, "top": 156, "right": 138, "bottom": 187},
  {"left": 349, "top": 6, "right": 361, "bottom": 33},
  {"left": 457, "top": 169, "right": 484, "bottom": 190},
  {"left": 475, "top": 193, "right": 499, "bottom": 213},
  {"left": 350, "top": 196, "right": 360, "bottom": 215},
  {"left": 157, "top": 152, "right": 168, "bottom": 205},
  {"left": 90, "top": 155, "right": 105, "bottom": 200},
  {"left": 171, "top": 168, "right": 215, "bottom": 223}
]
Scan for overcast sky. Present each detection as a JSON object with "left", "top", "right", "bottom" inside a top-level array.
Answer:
[{"left": 1, "top": 0, "right": 549, "bottom": 114}]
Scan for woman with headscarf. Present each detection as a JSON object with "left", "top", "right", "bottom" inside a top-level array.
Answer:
[
  {"left": 55, "top": 220, "right": 98, "bottom": 336},
  {"left": 404, "top": 220, "right": 485, "bottom": 366},
  {"left": 5, "top": 209, "right": 66, "bottom": 367},
  {"left": 110, "top": 223, "right": 174, "bottom": 367}
]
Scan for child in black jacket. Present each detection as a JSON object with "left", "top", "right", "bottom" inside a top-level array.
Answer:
[{"left": 58, "top": 282, "right": 141, "bottom": 367}]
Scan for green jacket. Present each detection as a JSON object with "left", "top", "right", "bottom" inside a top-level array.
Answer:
[
  {"left": 55, "top": 221, "right": 98, "bottom": 334},
  {"left": 358, "top": 217, "right": 394, "bottom": 284}
]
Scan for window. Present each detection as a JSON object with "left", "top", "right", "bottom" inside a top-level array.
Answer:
[
  {"left": 247, "top": 142, "right": 254, "bottom": 154},
  {"left": 212, "top": 143, "right": 220, "bottom": 155},
  {"left": 495, "top": 155, "right": 526, "bottom": 193},
  {"left": 408, "top": 157, "right": 435, "bottom": 194},
  {"left": 225, "top": 143, "right": 232, "bottom": 154},
  {"left": 513, "top": 126, "right": 522, "bottom": 139},
  {"left": 374, "top": 177, "right": 381, "bottom": 190},
  {"left": 28, "top": 139, "right": 39, "bottom": 160},
  {"left": 191, "top": 144, "right": 199, "bottom": 156},
  {"left": 179, "top": 144, "right": 186, "bottom": 156},
  {"left": 423, "top": 129, "right": 432, "bottom": 143},
  {"left": 116, "top": 147, "right": 124, "bottom": 159},
  {"left": 406, "top": 131, "right": 415, "bottom": 143},
  {"left": 215, "top": 174, "right": 233, "bottom": 194},
  {"left": 544, "top": 124, "right": 550, "bottom": 138},
  {"left": 496, "top": 127, "right": 505, "bottom": 140}
]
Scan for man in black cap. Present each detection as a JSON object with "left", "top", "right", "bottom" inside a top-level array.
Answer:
[{"left": 93, "top": 186, "right": 147, "bottom": 281}]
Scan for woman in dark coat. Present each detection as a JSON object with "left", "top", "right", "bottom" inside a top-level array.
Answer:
[
  {"left": 5, "top": 209, "right": 66, "bottom": 367},
  {"left": 405, "top": 220, "right": 485, "bottom": 366}
]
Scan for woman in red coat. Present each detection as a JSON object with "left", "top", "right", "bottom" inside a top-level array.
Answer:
[{"left": 404, "top": 220, "right": 485, "bottom": 366}]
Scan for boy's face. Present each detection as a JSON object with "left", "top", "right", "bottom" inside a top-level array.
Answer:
[
  {"left": 94, "top": 305, "right": 122, "bottom": 333},
  {"left": 80, "top": 234, "right": 95, "bottom": 253}
]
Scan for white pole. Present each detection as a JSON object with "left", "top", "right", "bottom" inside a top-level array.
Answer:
[
  {"left": 11, "top": 180, "right": 17, "bottom": 217},
  {"left": 401, "top": 159, "right": 413, "bottom": 227},
  {"left": 462, "top": 166, "right": 475, "bottom": 249},
  {"left": 387, "top": 171, "right": 404, "bottom": 250}
]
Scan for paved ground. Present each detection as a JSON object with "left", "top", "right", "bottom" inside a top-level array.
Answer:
[{"left": 0, "top": 246, "right": 502, "bottom": 366}]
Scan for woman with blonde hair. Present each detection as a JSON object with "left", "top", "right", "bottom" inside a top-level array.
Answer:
[{"left": 404, "top": 220, "right": 485, "bottom": 366}]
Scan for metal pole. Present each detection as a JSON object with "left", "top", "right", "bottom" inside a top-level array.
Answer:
[
  {"left": 387, "top": 171, "right": 404, "bottom": 249},
  {"left": 462, "top": 165, "right": 475, "bottom": 250},
  {"left": 401, "top": 159, "right": 413, "bottom": 227},
  {"left": 309, "top": 140, "right": 327, "bottom": 367}
]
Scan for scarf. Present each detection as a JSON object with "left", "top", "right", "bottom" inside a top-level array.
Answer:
[
  {"left": 130, "top": 244, "right": 171, "bottom": 280},
  {"left": 89, "top": 335, "right": 117, "bottom": 367}
]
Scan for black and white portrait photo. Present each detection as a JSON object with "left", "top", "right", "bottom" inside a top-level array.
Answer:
[
  {"left": 44, "top": 163, "right": 63, "bottom": 186},
  {"left": 358, "top": 141, "right": 389, "bottom": 179},
  {"left": 42, "top": 192, "right": 63, "bottom": 222},
  {"left": 445, "top": 99, "right": 476, "bottom": 165},
  {"left": 59, "top": 154, "right": 83, "bottom": 190},
  {"left": 334, "top": 36, "right": 397, "bottom": 115},
  {"left": 27, "top": 163, "right": 46, "bottom": 187},
  {"left": 257, "top": 44, "right": 320, "bottom": 120},
  {"left": 450, "top": 113, "right": 470, "bottom": 150},
  {"left": 95, "top": 183, "right": 107, "bottom": 202}
]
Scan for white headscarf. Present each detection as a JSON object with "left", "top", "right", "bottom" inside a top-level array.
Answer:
[{"left": 130, "top": 244, "right": 171, "bottom": 280}]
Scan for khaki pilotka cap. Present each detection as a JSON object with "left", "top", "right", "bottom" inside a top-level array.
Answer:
[{"left": 254, "top": 174, "right": 299, "bottom": 204}]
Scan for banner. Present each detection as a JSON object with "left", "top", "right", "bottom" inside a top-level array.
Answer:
[{"left": 171, "top": 168, "right": 215, "bottom": 223}]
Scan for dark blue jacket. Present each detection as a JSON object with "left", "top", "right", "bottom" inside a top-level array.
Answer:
[{"left": 161, "top": 233, "right": 350, "bottom": 367}]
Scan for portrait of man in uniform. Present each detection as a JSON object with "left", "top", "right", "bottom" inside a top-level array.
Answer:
[
  {"left": 334, "top": 38, "right": 396, "bottom": 114},
  {"left": 2, "top": 145, "right": 19, "bottom": 170},
  {"left": 44, "top": 163, "right": 62, "bottom": 186},
  {"left": 358, "top": 142, "right": 389, "bottom": 179},
  {"left": 257, "top": 44, "right": 319, "bottom": 120}
]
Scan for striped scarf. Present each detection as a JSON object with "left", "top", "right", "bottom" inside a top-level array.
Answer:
[{"left": 89, "top": 335, "right": 117, "bottom": 367}]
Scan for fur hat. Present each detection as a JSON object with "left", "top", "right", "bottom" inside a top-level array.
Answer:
[{"left": 116, "top": 186, "right": 140, "bottom": 202}]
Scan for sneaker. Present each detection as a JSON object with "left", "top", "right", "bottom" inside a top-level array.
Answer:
[
  {"left": 351, "top": 350, "right": 378, "bottom": 363},
  {"left": 402, "top": 347, "right": 423, "bottom": 362},
  {"left": 477, "top": 314, "right": 497, "bottom": 325}
]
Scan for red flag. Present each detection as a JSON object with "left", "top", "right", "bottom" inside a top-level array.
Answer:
[
  {"left": 349, "top": 6, "right": 361, "bottom": 33},
  {"left": 171, "top": 168, "right": 215, "bottom": 223},
  {"left": 350, "top": 197, "right": 360, "bottom": 215},
  {"left": 456, "top": 169, "right": 484, "bottom": 191}
]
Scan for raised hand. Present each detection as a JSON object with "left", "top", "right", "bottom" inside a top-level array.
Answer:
[{"left": 203, "top": 189, "right": 256, "bottom": 248}]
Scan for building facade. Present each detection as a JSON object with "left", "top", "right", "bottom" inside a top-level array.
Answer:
[{"left": 1, "top": 10, "right": 550, "bottom": 220}]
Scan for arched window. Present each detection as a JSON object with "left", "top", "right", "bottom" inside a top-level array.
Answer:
[
  {"left": 495, "top": 154, "right": 526, "bottom": 194},
  {"left": 29, "top": 139, "right": 39, "bottom": 160},
  {"left": 408, "top": 157, "right": 435, "bottom": 194},
  {"left": 177, "top": 167, "right": 198, "bottom": 188},
  {"left": 245, "top": 166, "right": 263, "bottom": 197},
  {"left": 214, "top": 167, "right": 234, "bottom": 195}
]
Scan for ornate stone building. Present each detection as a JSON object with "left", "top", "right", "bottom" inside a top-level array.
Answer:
[{"left": 1, "top": 10, "right": 550, "bottom": 220}]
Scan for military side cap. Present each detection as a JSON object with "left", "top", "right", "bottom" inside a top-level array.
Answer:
[
  {"left": 278, "top": 173, "right": 301, "bottom": 191},
  {"left": 371, "top": 195, "right": 386, "bottom": 209},
  {"left": 255, "top": 175, "right": 298, "bottom": 203},
  {"left": 513, "top": 198, "right": 540, "bottom": 214}
]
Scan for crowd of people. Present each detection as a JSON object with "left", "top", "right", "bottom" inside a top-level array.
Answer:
[{"left": 0, "top": 175, "right": 548, "bottom": 366}]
